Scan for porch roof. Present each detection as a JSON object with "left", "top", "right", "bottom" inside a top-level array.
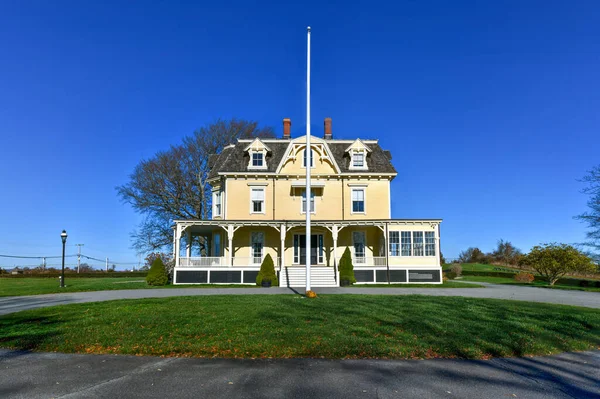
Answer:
[{"left": 173, "top": 218, "right": 442, "bottom": 229}]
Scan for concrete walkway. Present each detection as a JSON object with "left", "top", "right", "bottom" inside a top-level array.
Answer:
[
  {"left": 0, "top": 283, "right": 599, "bottom": 315},
  {"left": 1, "top": 349, "right": 598, "bottom": 398}
]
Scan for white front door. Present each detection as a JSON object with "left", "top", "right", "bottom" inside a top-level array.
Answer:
[{"left": 251, "top": 232, "right": 264, "bottom": 264}]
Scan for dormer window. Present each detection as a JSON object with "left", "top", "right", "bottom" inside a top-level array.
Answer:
[
  {"left": 245, "top": 138, "right": 270, "bottom": 170},
  {"left": 352, "top": 152, "right": 365, "bottom": 168},
  {"left": 252, "top": 152, "right": 264, "bottom": 167},
  {"left": 346, "top": 139, "right": 371, "bottom": 170}
]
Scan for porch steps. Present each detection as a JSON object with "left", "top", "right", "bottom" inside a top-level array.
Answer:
[{"left": 280, "top": 266, "right": 338, "bottom": 288}]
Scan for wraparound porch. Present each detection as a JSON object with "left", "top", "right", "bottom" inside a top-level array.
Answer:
[{"left": 172, "top": 219, "right": 442, "bottom": 286}]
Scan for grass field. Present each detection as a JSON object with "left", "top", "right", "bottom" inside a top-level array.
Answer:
[
  {"left": 1, "top": 295, "right": 598, "bottom": 359},
  {"left": 0, "top": 278, "right": 260, "bottom": 297},
  {"left": 458, "top": 276, "right": 600, "bottom": 292},
  {"left": 443, "top": 263, "right": 520, "bottom": 273}
]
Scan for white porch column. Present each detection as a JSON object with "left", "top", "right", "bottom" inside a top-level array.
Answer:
[
  {"left": 332, "top": 225, "right": 339, "bottom": 286},
  {"left": 227, "top": 225, "right": 234, "bottom": 267},
  {"left": 186, "top": 229, "right": 192, "bottom": 259},
  {"left": 435, "top": 223, "right": 441, "bottom": 266},
  {"left": 280, "top": 224, "right": 286, "bottom": 270},
  {"left": 175, "top": 224, "right": 182, "bottom": 267}
]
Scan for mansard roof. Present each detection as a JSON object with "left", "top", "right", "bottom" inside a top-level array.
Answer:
[{"left": 207, "top": 136, "right": 397, "bottom": 179}]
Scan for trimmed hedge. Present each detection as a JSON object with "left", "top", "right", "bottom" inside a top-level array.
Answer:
[
  {"left": 446, "top": 270, "right": 600, "bottom": 287},
  {"left": 0, "top": 272, "right": 148, "bottom": 279},
  {"left": 146, "top": 258, "right": 169, "bottom": 286}
]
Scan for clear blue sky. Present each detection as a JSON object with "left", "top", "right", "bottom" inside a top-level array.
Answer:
[{"left": 1, "top": 1, "right": 599, "bottom": 268}]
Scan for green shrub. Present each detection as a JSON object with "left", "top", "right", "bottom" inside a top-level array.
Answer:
[
  {"left": 256, "top": 254, "right": 278, "bottom": 286},
  {"left": 339, "top": 248, "right": 356, "bottom": 285},
  {"left": 446, "top": 271, "right": 457, "bottom": 280},
  {"left": 146, "top": 257, "right": 169, "bottom": 286}
]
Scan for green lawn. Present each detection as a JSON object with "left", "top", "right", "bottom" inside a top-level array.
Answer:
[
  {"left": 0, "top": 278, "right": 258, "bottom": 297},
  {"left": 1, "top": 295, "right": 599, "bottom": 359},
  {"left": 458, "top": 276, "right": 600, "bottom": 292},
  {"left": 443, "top": 263, "right": 520, "bottom": 273}
]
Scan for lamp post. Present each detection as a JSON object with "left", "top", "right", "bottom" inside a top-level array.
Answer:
[{"left": 60, "top": 230, "right": 68, "bottom": 288}]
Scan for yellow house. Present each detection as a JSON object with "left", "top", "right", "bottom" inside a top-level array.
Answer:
[{"left": 173, "top": 118, "right": 442, "bottom": 286}]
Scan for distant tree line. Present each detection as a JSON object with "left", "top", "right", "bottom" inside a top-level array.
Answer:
[{"left": 457, "top": 239, "right": 523, "bottom": 265}]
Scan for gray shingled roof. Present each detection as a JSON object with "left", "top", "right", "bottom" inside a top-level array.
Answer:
[{"left": 207, "top": 138, "right": 397, "bottom": 179}]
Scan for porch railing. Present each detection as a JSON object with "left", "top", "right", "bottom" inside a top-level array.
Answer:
[
  {"left": 338, "top": 256, "right": 387, "bottom": 267},
  {"left": 180, "top": 257, "right": 225, "bottom": 267},
  {"left": 232, "top": 257, "right": 279, "bottom": 267},
  {"left": 178, "top": 256, "right": 278, "bottom": 268}
]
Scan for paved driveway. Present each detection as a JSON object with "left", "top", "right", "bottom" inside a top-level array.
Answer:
[
  {"left": 1, "top": 349, "right": 598, "bottom": 398},
  {"left": 0, "top": 283, "right": 598, "bottom": 315}
]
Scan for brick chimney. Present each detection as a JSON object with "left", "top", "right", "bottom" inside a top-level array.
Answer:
[
  {"left": 283, "top": 118, "right": 291, "bottom": 139},
  {"left": 324, "top": 117, "right": 332, "bottom": 139}
]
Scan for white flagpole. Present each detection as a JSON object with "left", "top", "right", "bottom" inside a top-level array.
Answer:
[{"left": 305, "top": 26, "right": 312, "bottom": 293}]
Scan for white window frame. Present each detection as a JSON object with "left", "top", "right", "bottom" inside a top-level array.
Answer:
[
  {"left": 302, "top": 148, "right": 314, "bottom": 168},
  {"left": 349, "top": 149, "right": 368, "bottom": 170},
  {"left": 413, "top": 231, "right": 424, "bottom": 257},
  {"left": 300, "top": 188, "right": 316, "bottom": 214},
  {"left": 401, "top": 231, "right": 412, "bottom": 256},
  {"left": 212, "top": 190, "right": 222, "bottom": 218},
  {"left": 425, "top": 231, "right": 436, "bottom": 257},
  {"left": 248, "top": 150, "right": 267, "bottom": 170},
  {"left": 352, "top": 230, "right": 367, "bottom": 264},
  {"left": 293, "top": 233, "right": 324, "bottom": 265},
  {"left": 250, "top": 187, "right": 265, "bottom": 214},
  {"left": 389, "top": 231, "right": 400, "bottom": 257},
  {"left": 351, "top": 188, "right": 366, "bottom": 214},
  {"left": 250, "top": 232, "right": 264, "bottom": 265}
]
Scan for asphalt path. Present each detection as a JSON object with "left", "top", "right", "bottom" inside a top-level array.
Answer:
[{"left": 1, "top": 349, "right": 598, "bottom": 398}]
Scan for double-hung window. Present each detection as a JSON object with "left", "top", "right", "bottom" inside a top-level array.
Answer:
[
  {"left": 303, "top": 149, "right": 314, "bottom": 167},
  {"left": 413, "top": 232, "right": 424, "bottom": 256},
  {"left": 352, "top": 188, "right": 365, "bottom": 213},
  {"left": 251, "top": 232, "right": 264, "bottom": 264},
  {"left": 213, "top": 191, "right": 222, "bottom": 217},
  {"left": 401, "top": 231, "right": 412, "bottom": 256},
  {"left": 250, "top": 188, "right": 265, "bottom": 214},
  {"left": 301, "top": 189, "right": 315, "bottom": 213},
  {"left": 389, "top": 231, "right": 400, "bottom": 256},
  {"left": 425, "top": 232, "right": 436, "bottom": 256},
  {"left": 352, "top": 152, "right": 365, "bottom": 168}
]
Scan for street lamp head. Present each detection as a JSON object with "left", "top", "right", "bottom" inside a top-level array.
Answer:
[{"left": 61, "top": 230, "right": 68, "bottom": 244}]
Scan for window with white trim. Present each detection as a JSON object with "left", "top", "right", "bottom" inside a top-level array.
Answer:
[
  {"left": 213, "top": 191, "right": 222, "bottom": 217},
  {"left": 248, "top": 150, "right": 267, "bottom": 170},
  {"left": 352, "top": 188, "right": 365, "bottom": 213},
  {"left": 303, "top": 149, "right": 314, "bottom": 167},
  {"left": 413, "top": 232, "right": 424, "bottom": 256},
  {"left": 252, "top": 152, "right": 264, "bottom": 167},
  {"left": 389, "top": 231, "right": 400, "bottom": 256},
  {"left": 401, "top": 231, "right": 412, "bottom": 256},
  {"left": 301, "top": 189, "right": 315, "bottom": 213},
  {"left": 425, "top": 231, "right": 436, "bottom": 256},
  {"left": 250, "top": 188, "right": 265, "bottom": 214},
  {"left": 251, "top": 232, "right": 264, "bottom": 264},
  {"left": 352, "top": 152, "right": 365, "bottom": 168}
]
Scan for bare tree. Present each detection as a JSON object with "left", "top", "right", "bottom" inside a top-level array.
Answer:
[
  {"left": 117, "top": 118, "right": 274, "bottom": 253},
  {"left": 576, "top": 165, "right": 600, "bottom": 257},
  {"left": 491, "top": 239, "right": 522, "bottom": 266}
]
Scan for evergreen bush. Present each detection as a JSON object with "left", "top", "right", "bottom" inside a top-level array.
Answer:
[
  {"left": 339, "top": 247, "right": 356, "bottom": 285},
  {"left": 256, "top": 254, "right": 278, "bottom": 286},
  {"left": 146, "top": 257, "right": 169, "bottom": 286}
]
